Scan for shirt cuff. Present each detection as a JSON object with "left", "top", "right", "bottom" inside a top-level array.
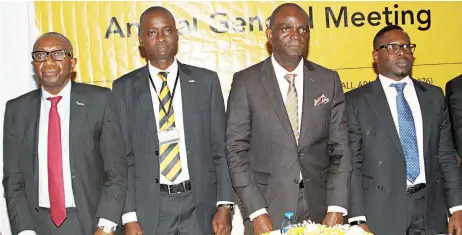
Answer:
[
  {"left": 449, "top": 205, "right": 462, "bottom": 214},
  {"left": 217, "top": 201, "right": 235, "bottom": 207},
  {"left": 122, "top": 212, "right": 138, "bottom": 225},
  {"left": 348, "top": 216, "right": 367, "bottom": 224},
  {"left": 327, "top": 206, "right": 348, "bottom": 216},
  {"left": 98, "top": 218, "right": 118, "bottom": 228},
  {"left": 18, "top": 231, "right": 37, "bottom": 235},
  {"left": 249, "top": 208, "right": 268, "bottom": 221}
]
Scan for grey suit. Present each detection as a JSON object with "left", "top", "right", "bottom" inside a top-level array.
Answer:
[
  {"left": 226, "top": 57, "right": 352, "bottom": 228},
  {"left": 3, "top": 82, "right": 128, "bottom": 235},
  {"left": 347, "top": 79, "right": 462, "bottom": 235},
  {"left": 112, "top": 62, "right": 235, "bottom": 235}
]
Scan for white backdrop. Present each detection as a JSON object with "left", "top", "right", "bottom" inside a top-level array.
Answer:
[{"left": 0, "top": 2, "right": 38, "bottom": 235}]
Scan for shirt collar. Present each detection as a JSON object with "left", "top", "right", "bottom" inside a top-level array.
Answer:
[
  {"left": 148, "top": 58, "right": 178, "bottom": 82},
  {"left": 271, "top": 54, "right": 304, "bottom": 79},
  {"left": 378, "top": 74, "right": 413, "bottom": 90},
  {"left": 41, "top": 79, "right": 72, "bottom": 102}
]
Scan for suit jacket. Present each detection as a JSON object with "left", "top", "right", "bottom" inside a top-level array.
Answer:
[
  {"left": 3, "top": 82, "right": 128, "bottom": 235},
  {"left": 346, "top": 78, "right": 462, "bottom": 235},
  {"left": 225, "top": 57, "right": 352, "bottom": 227},
  {"left": 111, "top": 62, "right": 235, "bottom": 235},
  {"left": 446, "top": 74, "right": 462, "bottom": 164}
]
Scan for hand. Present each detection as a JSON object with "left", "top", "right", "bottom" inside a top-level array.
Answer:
[
  {"left": 124, "top": 222, "right": 143, "bottom": 235},
  {"left": 359, "top": 224, "right": 372, "bottom": 233},
  {"left": 253, "top": 214, "right": 273, "bottom": 235},
  {"left": 322, "top": 212, "right": 343, "bottom": 227},
  {"left": 448, "top": 211, "right": 462, "bottom": 235},
  {"left": 212, "top": 207, "right": 232, "bottom": 235},
  {"left": 94, "top": 228, "right": 114, "bottom": 235}
]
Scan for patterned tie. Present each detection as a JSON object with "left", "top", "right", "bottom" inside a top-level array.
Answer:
[
  {"left": 47, "top": 96, "right": 66, "bottom": 227},
  {"left": 390, "top": 83, "right": 420, "bottom": 183},
  {"left": 284, "top": 73, "right": 299, "bottom": 143},
  {"left": 158, "top": 72, "right": 182, "bottom": 182}
]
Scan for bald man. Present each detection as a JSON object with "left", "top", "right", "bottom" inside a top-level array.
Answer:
[{"left": 3, "top": 32, "right": 127, "bottom": 235}]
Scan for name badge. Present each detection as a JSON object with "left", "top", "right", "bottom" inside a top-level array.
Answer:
[{"left": 159, "top": 127, "right": 180, "bottom": 145}]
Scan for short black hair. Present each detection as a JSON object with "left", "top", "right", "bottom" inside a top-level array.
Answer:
[
  {"left": 33, "top": 32, "right": 73, "bottom": 56},
  {"left": 373, "top": 25, "right": 404, "bottom": 49},
  {"left": 139, "top": 6, "right": 175, "bottom": 33},
  {"left": 267, "top": 3, "right": 309, "bottom": 29}
]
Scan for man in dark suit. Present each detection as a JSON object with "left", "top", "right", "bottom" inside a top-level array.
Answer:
[
  {"left": 3, "top": 32, "right": 127, "bottom": 235},
  {"left": 446, "top": 74, "right": 462, "bottom": 165},
  {"left": 226, "top": 3, "right": 352, "bottom": 234},
  {"left": 347, "top": 25, "right": 462, "bottom": 235},
  {"left": 111, "top": 6, "right": 235, "bottom": 235}
]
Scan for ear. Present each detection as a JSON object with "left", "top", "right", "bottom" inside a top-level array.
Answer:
[
  {"left": 265, "top": 28, "right": 272, "bottom": 45},
  {"left": 71, "top": 58, "right": 77, "bottom": 70},
  {"left": 138, "top": 34, "right": 144, "bottom": 48},
  {"left": 372, "top": 50, "right": 379, "bottom": 64}
]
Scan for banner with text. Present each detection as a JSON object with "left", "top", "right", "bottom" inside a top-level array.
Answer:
[{"left": 34, "top": 1, "right": 462, "bottom": 97}]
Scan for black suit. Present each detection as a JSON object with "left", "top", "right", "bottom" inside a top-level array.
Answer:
[
  {"left": 112, "top": 62, "right": 235, "bottom": 235},
  {"left": 3, "top": 82, "right": 127, "bottom": 235},
  {"left": 346, "top": 78, "right": 462, "bottom": 235},
  {"left": 446, "top": 74, "right": 462, "bottom": 165}
]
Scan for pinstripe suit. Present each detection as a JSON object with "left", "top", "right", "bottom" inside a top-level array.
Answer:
[
  {"left": 226, "top": 57, "right": 352, "bottom": 229},
  {"left": 112, "top": 62, "right": 235, "bottom": 235}
]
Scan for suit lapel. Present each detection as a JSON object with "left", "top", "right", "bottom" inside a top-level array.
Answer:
[
  {"left": 260, "top": 57, "right": 296, "bottom": 145},
  {"left": 134, "top": 65, "right": 158, "bottom": 139},
  {"left": 413, "top": 79, "right": 432, "bottom": 163},
  {"left": 178, "top": 62, "right": 194, "bottom": 145},
  {"left": 365, "top": 79, "right": 404, "bottom": 156},
  {"left": 69, "top": 82, "right": 87, "bottom": 174},
  {"left": 27, "top": 89, "right": 41, "bottom": 201},
  {"left": 298, "top": 60, "right": 317, "bottom": 146}
]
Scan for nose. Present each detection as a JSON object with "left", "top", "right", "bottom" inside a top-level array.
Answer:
[
  {"left": 156, "top": 31, "right": 166, "bottom": 42},
  {"left": 43, "top": 54, "right": 57, "bottom": 65}
]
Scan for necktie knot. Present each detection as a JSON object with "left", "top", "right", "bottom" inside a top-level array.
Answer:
[
  {"left": 158, "top": 72, "right": 169, "bottom": 82},
  {"left": 284, "top": 73, "right": 296, "bottom": 85},
  {"left": 47, "top": 96, "right": 62, "bottom": 107},
  {"left": 390, "top": 83, "right": 407, "bottom": 93}
]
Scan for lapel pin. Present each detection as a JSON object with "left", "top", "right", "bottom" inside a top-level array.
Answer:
[
  {"left": 76, "top": 101, "right": 85, "bottom": 106},
  {"left": 189, "top": 80, "right": 195, "bottom": 83}
]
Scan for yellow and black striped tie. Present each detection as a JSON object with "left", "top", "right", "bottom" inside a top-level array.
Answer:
[
  {"left": 284, "top": 73, "right": 299, "bottom": 143},
  {"left": 158, "top": 71, "right": 182, "bottom": 182}
]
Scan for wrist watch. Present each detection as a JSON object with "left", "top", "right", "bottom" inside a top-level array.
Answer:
[
  {"left": 219, "top": 204, "right": 234, "bottom": 214},
  {"left": 98, "top": 225, "right": 117, "bottom": 233}
]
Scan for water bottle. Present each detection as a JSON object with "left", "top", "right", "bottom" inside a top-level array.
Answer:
[{"left": 281, "top": 211, "right": 296, "bottom": 235}]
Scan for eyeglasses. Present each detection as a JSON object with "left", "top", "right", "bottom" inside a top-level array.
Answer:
[
  {"left": 375, "top": 43, "right": 416, "bottom": 54},
  {"left": 31, "top": 49, "right": 72, "bottom": 62}
]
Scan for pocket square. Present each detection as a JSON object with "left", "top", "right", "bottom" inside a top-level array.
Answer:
[{"left": 314, "top": 94, "right": 330, "bottom": 106}]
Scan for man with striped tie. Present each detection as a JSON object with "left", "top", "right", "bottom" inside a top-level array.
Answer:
[
  {"left": 346, "top": 25, "right": 462, "bottom": 235},
  {"left": 112, "top": 6, "right": 235, "bottom": 235}
]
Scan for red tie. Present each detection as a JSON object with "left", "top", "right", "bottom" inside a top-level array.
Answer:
[{"left": 47, "top": 96, "right": 66, "bottom": 227}]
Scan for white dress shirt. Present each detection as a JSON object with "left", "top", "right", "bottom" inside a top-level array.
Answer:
[
  {"left": 121, "top": 59, "right": 233, "bottom": 225},
  {"left": 248, "top": 55, "right": 347, "bottom": 221},
  {"left": 348, "top": 74, "right": 462, "bottom": 223},
  {"left": 19, "top": 81, "right": 116, "bottom": 235}
]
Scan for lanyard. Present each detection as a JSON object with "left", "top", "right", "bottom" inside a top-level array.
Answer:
[{"left": 148, "top": 70, "right": 180, "bottom": 116}]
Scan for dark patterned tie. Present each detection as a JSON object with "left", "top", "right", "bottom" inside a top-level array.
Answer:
[{"left": 390, "top": 83, "right": 420, "bottom": 183}]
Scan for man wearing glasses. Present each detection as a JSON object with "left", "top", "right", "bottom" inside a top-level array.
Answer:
[
  {"left": 3, "top": 32, "right": 127, "bottom": 235},
  {"left": 345, "top": 25, "right": 462, "bottom": 235}
]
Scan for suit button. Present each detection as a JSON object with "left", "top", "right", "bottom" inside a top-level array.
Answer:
[
  {"left": 434, "top": 155, "right": 438, "bottom": 159},
  {"left": 293, "top": 179, "right": 299, "bottom": 184},
  {"left": 155, "top": 151, "right": 159, "bottom": 155},
  {"left": 155, "top": 178, "right": 159, "bottom": 183},
  {"left": 377, "top": 161, "right": 383, "bottom": 166},
  {"left": 439, "top": 125, "right": 443, "bottom": 130},
  {"left": 366, "top": 130, "right": 371, "bottom": 135},
  {"left": 435, "top": 178, "right": 440, "bottom": 183},
  {"left": 297, "top": 152, "right": 304, "bottom": 157},
  {"left": 377, "top": 185, "right": 383, "bottom": 190},
  {"left": 35, "top": 208, "right": 39, "bottom": 212}
]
